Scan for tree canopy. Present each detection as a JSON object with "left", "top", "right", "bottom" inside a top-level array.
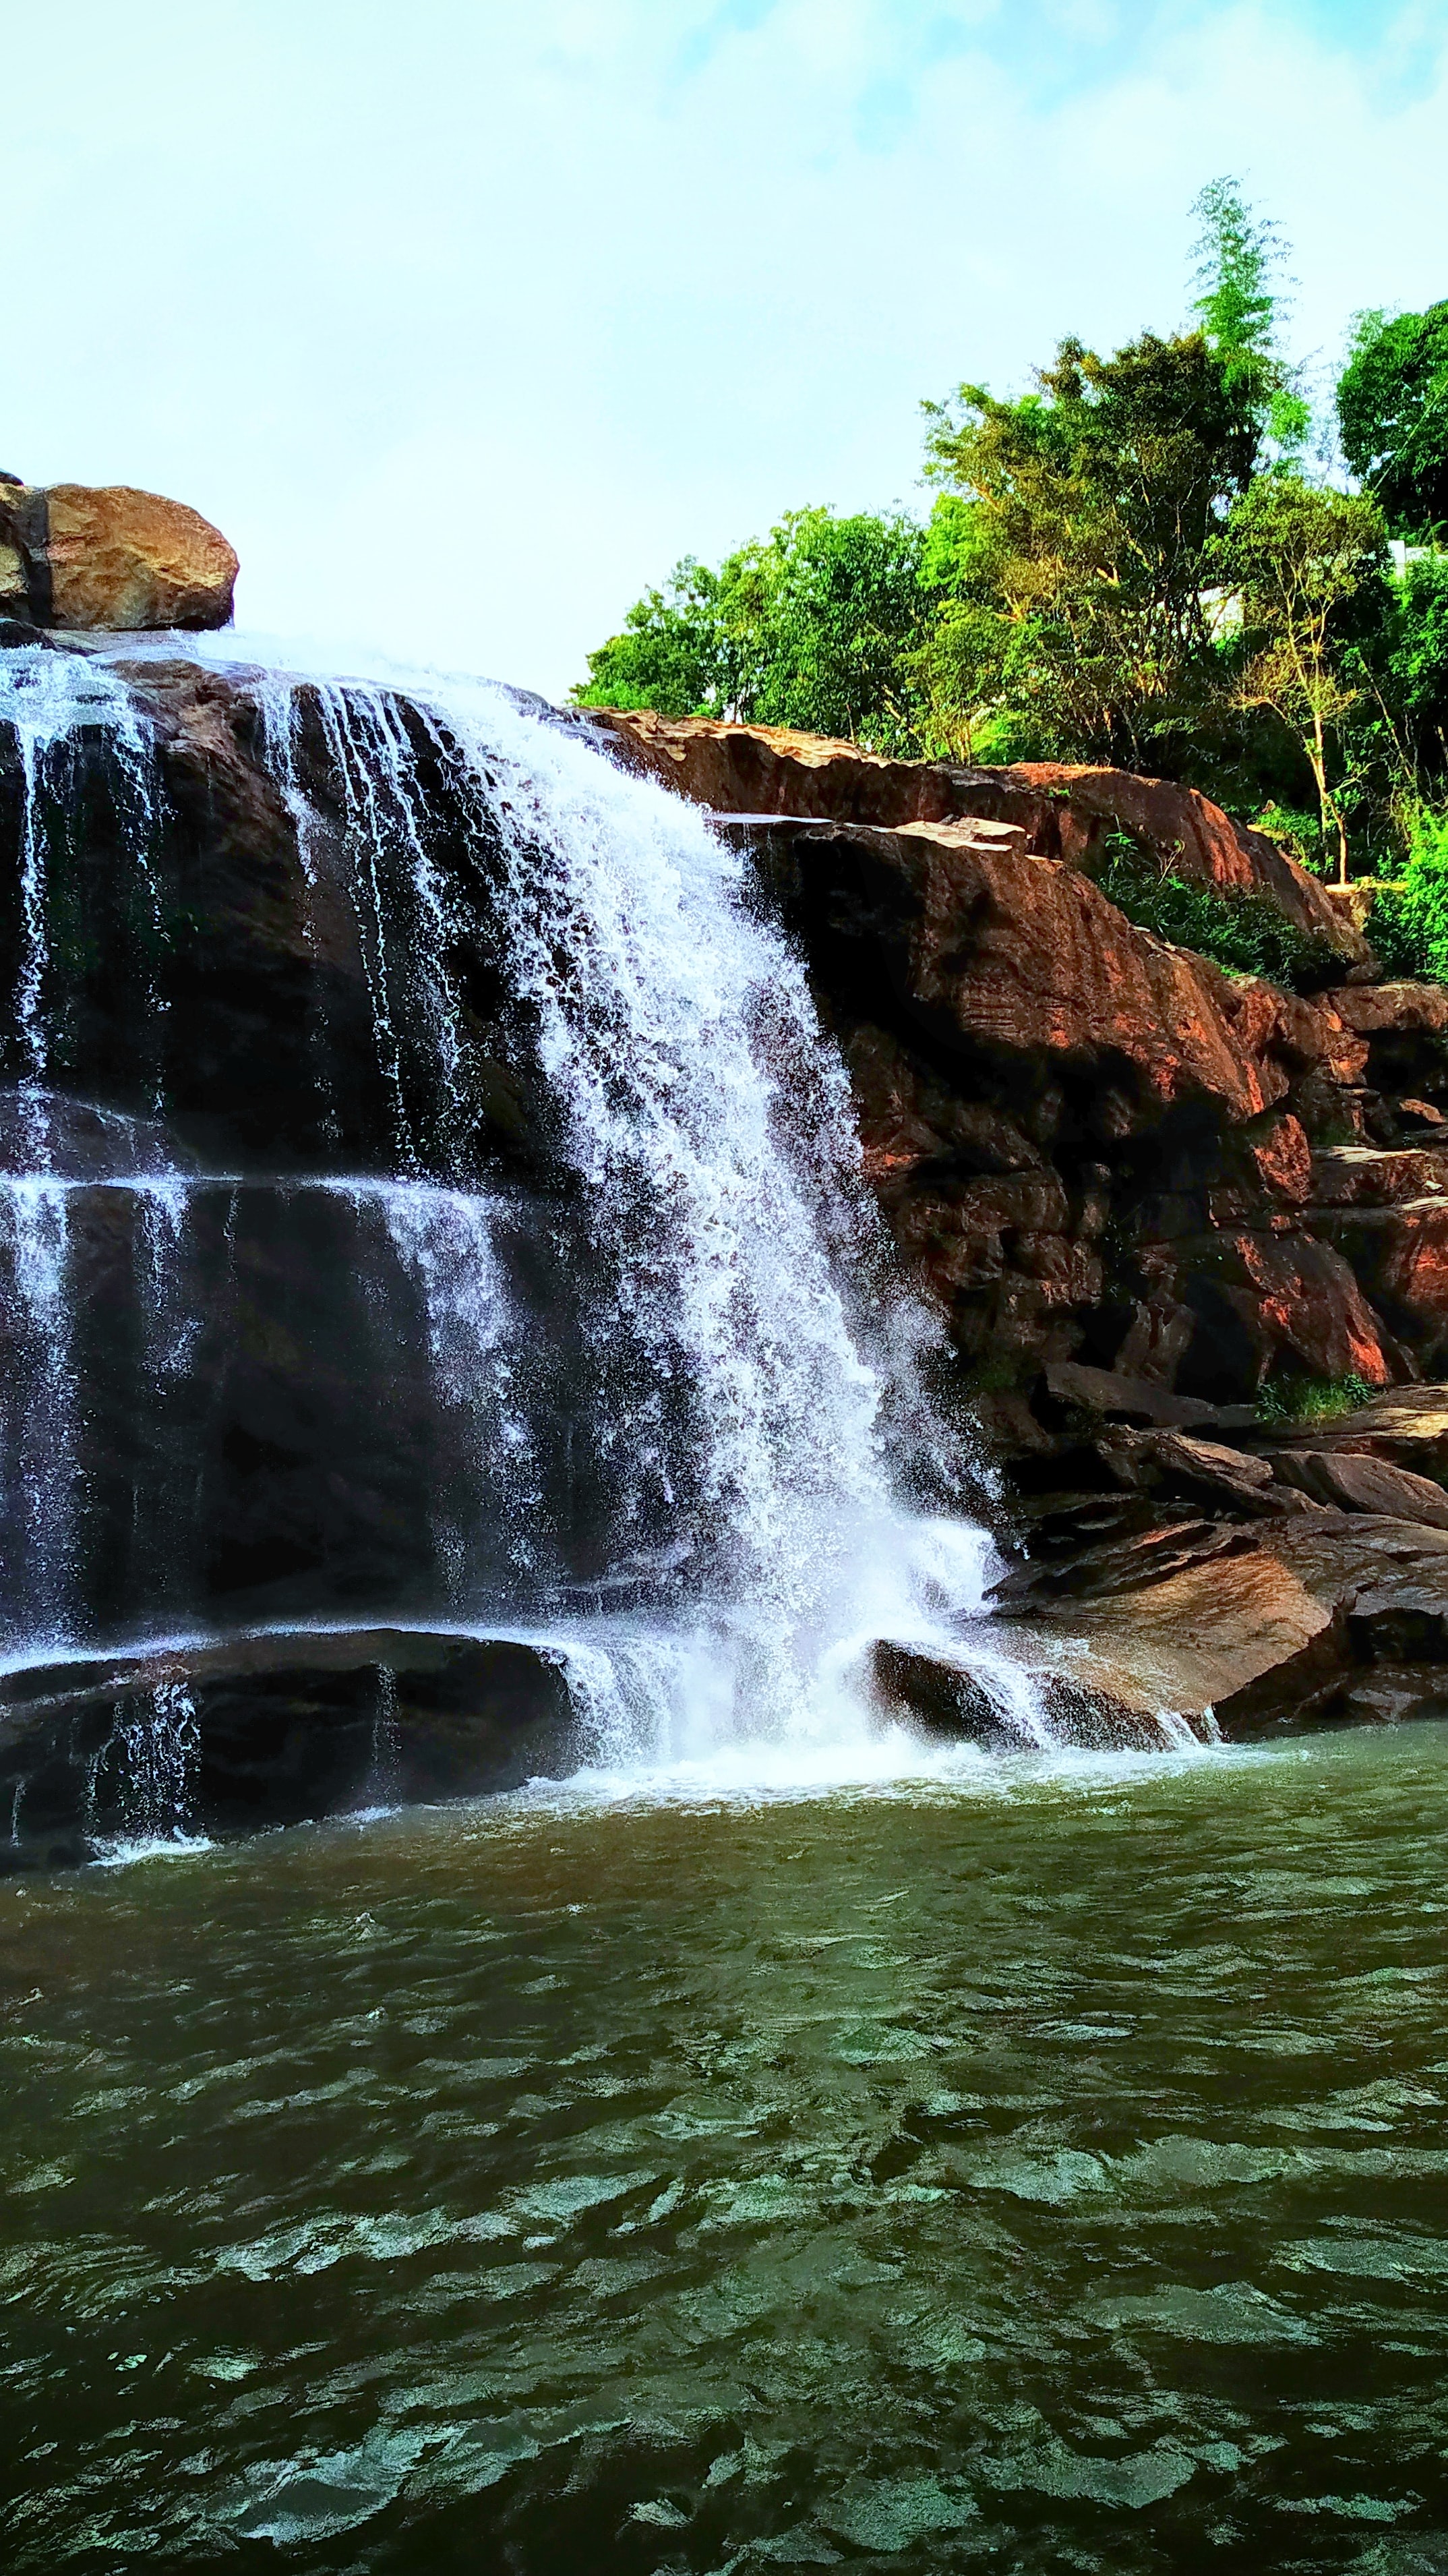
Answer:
[
  {"left": 574, "top": 185, "right": 1448, "bottom": 920},
  {"left": 575, "top": 507, "right": 932, "bottom": 753},
  {"left": 919, "top": 327, "right": 1259, "bottom": 768},
  {"left": 1337, "top": 303, "right": 1448, "bottom": 539}
]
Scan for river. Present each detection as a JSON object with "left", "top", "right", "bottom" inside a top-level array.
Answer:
[{"left": 4, "top": 1727, "right": 1448, "bottom": 2571}]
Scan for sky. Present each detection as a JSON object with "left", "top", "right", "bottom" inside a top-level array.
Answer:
[{"left": 8, "top": 0, "right": 1445, "bottom": 697}]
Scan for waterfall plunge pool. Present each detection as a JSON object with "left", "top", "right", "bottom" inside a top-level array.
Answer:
[{"left": 4, "top": 1724, "right": 1448, "bottom": 2572}]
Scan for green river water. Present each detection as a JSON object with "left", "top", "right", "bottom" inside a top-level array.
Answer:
[{"left": 5, "top": 1730, "right": 1448, "bottom": 2574}]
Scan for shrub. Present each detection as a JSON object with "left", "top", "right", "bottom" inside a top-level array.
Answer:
[
  {"left": 1366, "top": 803, "right": 1448, "bottom": 981},
  {"left": 1093, "top": 836, "right": 1329, "bottom": 991},
  {"left": 1256, "top": 1372, "right": 1376, "bottom": 1429}
]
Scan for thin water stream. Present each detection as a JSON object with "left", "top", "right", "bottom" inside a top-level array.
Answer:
[{"left": 4, "top": 1730, "right": 1448, "bottom": 2573}]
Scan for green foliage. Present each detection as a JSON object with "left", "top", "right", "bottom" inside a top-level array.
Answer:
[
  {"left": 574, "top": 557, "right": 727, "bottom": 718},
  {"left": 1386, "top": 554, "right": 1448, "bottom": 770},
  {"left": 574, "top": 506, "right": 932, "bottom": 753},
  {"left": 575, "top": 185, "right": 1448, "bottom": 906},
  {"left": 1190, "top": 175, "right": 1308, "bottom": 453},
  {"left": 1337, "top": 301, "right": 1448, "bottom": 539},
  {"left": 1215, "top": 475, "right": 1388, "bottom": 881},
  {"left": 1093, "top": 834, "right": 1327, "bottom": 990},
  {"left": 1249, "top": 800, "right": 1330, "bottom": 875},
  {"left": 1366, "top": 803, "right": 1448, "bottom": 981},
  {"left": 920, "top": 329, "right": 1259, "bottom": 768},
  {"left": 1255, "top": 1372, "right": 1377, "bottom": 1429}
]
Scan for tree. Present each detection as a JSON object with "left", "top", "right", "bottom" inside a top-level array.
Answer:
[
  {"left": 574, "top": 507, "right": 932, "bottom": 752},
  {"left": 1217, "top": 477, "right": 1387, "bottom": 883},
  {"left": 572, "top": 557, "right": 731, "bottom": 718},
  {"left": 1337, "top": 302, "right": 1448, "bottom": 539},
  {"left": 1389, "top": 554, "right": 1448, "bottom": 772},
  {"left": 1190, "top": 175, "right": 1309, "bottom": 453},
  {"left": 920, "top": 329, "right": 1259, "bottom": 767}
]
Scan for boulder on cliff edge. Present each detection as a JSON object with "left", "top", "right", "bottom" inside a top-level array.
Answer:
[{"left": 0, "top": 481, "right": 237, "bottom": 631}]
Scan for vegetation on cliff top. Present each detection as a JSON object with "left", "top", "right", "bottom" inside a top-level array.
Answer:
[{"left": 576, "top": 182, "right": 1448, "bottom": 976}]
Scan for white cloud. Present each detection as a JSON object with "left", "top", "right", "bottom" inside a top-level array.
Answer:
[{"left": 5, "top": 0, "right": 1445, "bottom": 693}]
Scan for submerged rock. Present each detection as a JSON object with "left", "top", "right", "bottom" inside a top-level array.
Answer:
[{"left": 869, "top": 1639, "right": 1020, "bottom": 1748}]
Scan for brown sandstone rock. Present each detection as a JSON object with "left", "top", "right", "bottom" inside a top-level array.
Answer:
[
  {"left": 1180, "top": 1229, "right": 1393, "bottom": 1388},
  {"left": 811, "top": 818, "right": 1288, "bottom": 1125},
  {"left": 1315, "top": 1198, "right": 1448, "bottom": 1357},
  {"left": 1000, "top": 761, "right": 1357, "bottom": 958},
  {"left": 1244, "top": 1111, "right": 1313, "bottom": 1202},
  {"left": 1310, "top": 1145, "right": 1448, "bottom": 1207},
  {"left": 996, "top": 1547, "right": 1335, "bottom": 1721},
  {"left": 1322, "top": 982, "right": 1448, "bottom": 1109},
  {"left": 591, "top": 707, "right": 1367, "bottom": 965},
  {"left": 1270, "top": 1450, "right": 1448, "bottom": 1529},
  {"left": 1330, "top": 982, "right": 1448, "bottom": 1039},
  {"left": 593, "top": 707, "right": 963, "bottom": 826},
  {"left": 1268, "top": 1385, "right": 1448, "bottom": 1480},
  {"left": 0, "top": 483, "right": 236, "bottom": 630}
]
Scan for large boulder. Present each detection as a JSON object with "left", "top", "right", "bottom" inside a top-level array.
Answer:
[
  {"left": 0, "top": 480, "right": 237, "bottom": 630},
  {"left": 0, "top": 1629, "right": 578, "bottom": 1872}
]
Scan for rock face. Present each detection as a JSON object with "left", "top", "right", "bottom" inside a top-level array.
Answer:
[
  {"left": 0, "top": 483, "right": 237, "bottom": 629},
  {"left": 580, "top": 711, "right": 1448, "bottom": 1414},
  {"left": 592, "top": 707, "right": 1367, "bottom": 969},
  {"left": 734, "top": 811, "right": 1398, "bottom": 1405},
  {"left": 582, "top": 706, "right": 1448, "bottom": 1745}
]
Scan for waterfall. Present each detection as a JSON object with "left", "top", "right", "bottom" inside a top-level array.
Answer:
[
  {"left": 0, "top": 647, "right": 163, "bottom": 1134},
  {"left": 0, "top": 1177, "right": 78, "bottom": 1644},
  {"left": 113, "top": 1679, "right": 202, "bottom": 1844},
  {"left": 233, "top": 647, "right": 1038, "bottom": 1763},
  {"left": 0, "top": 627, "right": 1088, "bottom": 1821}
]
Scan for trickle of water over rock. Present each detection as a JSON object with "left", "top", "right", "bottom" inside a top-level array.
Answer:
[
  {"left": 112, "top": 1678, "right": 202, "bottom": 1845},
  {"left": 0, "top": 632, "right": 1177, "bottom": 1861}
]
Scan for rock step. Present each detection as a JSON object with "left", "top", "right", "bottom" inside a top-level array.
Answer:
[
  {"left": 0, "top": 1628, "right": 577, "bottom": 1871},
  {"left": 1310, "top": 1144, "right": 1448, "bottom": 1208}
]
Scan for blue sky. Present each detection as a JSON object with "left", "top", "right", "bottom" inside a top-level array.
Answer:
[{"left": 8, "top": 0, "right": 1443, "bottom": 693}]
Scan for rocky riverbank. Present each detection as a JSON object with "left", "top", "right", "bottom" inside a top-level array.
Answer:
[{"left": 589, "top": 705, "right": 1448, "bottom": 1742}]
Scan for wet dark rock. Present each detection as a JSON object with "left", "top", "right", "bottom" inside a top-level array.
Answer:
[
  {"left": 869, "top": 1639, "right": 1019, "bottom": 1748},
  {"left": 1033, "top": 1670, "right": 1180, "bottom": 1750},
  {"left": 1096, "top": 1427, "right": 1288, "bottom": 1517},
  {"left": 0, "top": 1628, "right": 577, "bottom": 1871},
  {"left": 1042, "top": 1362, "right": 1254, "bottom": 1432},
  {"left": 868, "top": 1635, "right": 1170, "bottom": 1751}
]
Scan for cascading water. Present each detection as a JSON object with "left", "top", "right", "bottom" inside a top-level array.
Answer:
[
  {"left": 0, "top": 624, "right": 1108, "bottom": 1849},
  {"left": 111, "top": 1679, "right": 202, "bottom": 1847},
  {"left": 242, "top": 645, "right": 1053, "bottom": 1771}
]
